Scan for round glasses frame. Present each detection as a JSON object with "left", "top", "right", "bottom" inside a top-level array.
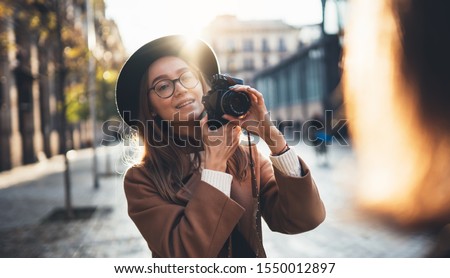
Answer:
[{"left": 148, "top": 71, "right": 200, "bottom": 99}]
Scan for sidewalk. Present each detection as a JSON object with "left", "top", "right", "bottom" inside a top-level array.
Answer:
[
  {"left": 0, "top": 145, "right": 149, "bottom": 257},
  {"left": 0, "top": 142, "right": 437, "bottom": 258}
]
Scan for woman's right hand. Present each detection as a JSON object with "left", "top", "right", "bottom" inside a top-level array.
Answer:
[{"left": 200, "top": 115, "right": 241, "bottom": 172}]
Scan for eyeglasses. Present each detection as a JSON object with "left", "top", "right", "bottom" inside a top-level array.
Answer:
[{"left": 148, "top": 71, "right": 200, "bottom": 99}]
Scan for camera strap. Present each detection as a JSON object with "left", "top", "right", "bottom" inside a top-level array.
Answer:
[{"left": 247, "top": 131, "right": 262, "bottom": 257}]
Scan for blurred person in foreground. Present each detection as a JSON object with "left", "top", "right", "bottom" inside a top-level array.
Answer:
[
  {"left": 115, "top": 35, "right": 325, "bottom": 258},
  {"left": 343, "top": 0, "right": 450, "bottom": 256}
]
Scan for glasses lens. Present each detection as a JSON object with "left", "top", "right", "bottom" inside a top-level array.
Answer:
[
  {"left": 154, "top": 80, "right": 174, "bottom": 98},
  {"left": 180, "top": 71, "right": 199, "bottom": 89}
]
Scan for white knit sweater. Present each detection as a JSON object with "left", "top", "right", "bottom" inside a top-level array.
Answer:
[{"left": 200, "top": 148, "right": 301, "bottom": 197}]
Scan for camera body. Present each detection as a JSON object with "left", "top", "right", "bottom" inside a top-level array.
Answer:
[{"left": 202, "top": 74, "right": 251, "bottom": 129}]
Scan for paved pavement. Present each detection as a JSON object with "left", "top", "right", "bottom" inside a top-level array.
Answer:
[{"left": 0, "top": 140, "right": 438, "bottom": 258}]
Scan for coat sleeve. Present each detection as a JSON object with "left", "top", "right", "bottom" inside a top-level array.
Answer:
[
  {"left": 124, "top": 166, "right": 245, "bottom": 257},
  {"left": 258, "top": 150, "right": 326, "bottom": 234}
]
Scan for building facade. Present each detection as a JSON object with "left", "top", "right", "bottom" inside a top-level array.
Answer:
[
  {"left": 252, "top": 0, "right": 346, "bottom": 135},
  {"left": 253, "top": 35, "right": 341, "bottom": 125},
  {"left": 201, "top": 15, "right": 301, "bottom": 83}
]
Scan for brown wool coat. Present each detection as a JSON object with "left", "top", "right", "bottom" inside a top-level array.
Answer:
[{"left": 124, "top": 145, "right": 326, "bottom": 258}]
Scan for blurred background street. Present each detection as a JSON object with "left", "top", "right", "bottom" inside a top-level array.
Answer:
[{"left": 0, "top": 141, "right": 436, "bottom": 258}]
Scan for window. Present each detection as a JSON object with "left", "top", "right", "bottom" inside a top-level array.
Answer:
[
  {"left": 226, "top": 39, "right": 235, "bottom": 53},
  {"left": 263, "top": 56, "right": 269, "bottom": 68},
  {"left": 278, "top": 38, "right": 287, "bottom": 52},
  {"left": 261, "top": 39, "right": 270, "bottom": 52},
  {"left": 227, "top": 58, "right": 236, "bottom": 72},
  {"left": 243, "top": 39, "right": 254, "bottom": 52},
  {"left": 243, "top": 58, "right": 255, "bottom": 70}
]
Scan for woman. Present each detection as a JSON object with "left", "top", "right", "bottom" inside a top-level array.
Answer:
[{"left": 115, "top": 35, "right": 325, "bottom": 258}]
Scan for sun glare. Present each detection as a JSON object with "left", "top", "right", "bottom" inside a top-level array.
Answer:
[{"left": 105, "top": 0, "right": 323, "bottom": 53}]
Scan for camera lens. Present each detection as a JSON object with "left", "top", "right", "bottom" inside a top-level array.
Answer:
[{"left": 221, "top": 90, "right": 251, "bottom": 117}]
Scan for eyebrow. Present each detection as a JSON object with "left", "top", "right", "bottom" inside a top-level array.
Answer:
[{"left": 149, "top": 67, "right": 190, "bottom": 88}]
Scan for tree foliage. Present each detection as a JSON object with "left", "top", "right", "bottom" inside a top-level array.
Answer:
[{"left": 1, "top": 0, "right": 123, "bottom": 125}]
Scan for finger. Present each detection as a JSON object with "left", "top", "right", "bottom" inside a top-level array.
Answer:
[
  {"left": 249, "top": 93, "right": 259, "bottom": 105},
  {"left": 222, "top": 114, "right": 241, "bottom": 123},
  {"left": 222, "top": 121, "right": 237, "bottom": 134},
  {"left": 245, "top": 88, "right": 265, "bottom": 105},
  {"left": 229, "top": 84, "right": 249, "bottom": 92},
  {"left": 201, "top": 115, "right": 222, "bottom": 146},
  {"left": 230, "top": 125, "right": 242, "bottom": 147},
  {"left": 215, "top": 123, "right": 235, "bottom": 148},
  {"left": 232, "top": 85, "right": 265, "bottom": 106},
  {"left": 222, "top": 121, "right": 241, "bottom": 136},
  {"left": 232, "top": 125, "right": 242, "bottom": 137}
]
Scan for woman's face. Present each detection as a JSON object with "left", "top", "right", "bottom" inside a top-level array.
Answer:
[{"left": 147, "top": 56, "right": 205, "bottom": 123}]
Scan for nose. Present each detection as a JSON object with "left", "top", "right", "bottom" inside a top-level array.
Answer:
[{"left": 173, "top": 80, "right": 187, "bottom": 97}]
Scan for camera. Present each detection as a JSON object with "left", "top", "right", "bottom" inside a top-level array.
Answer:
[{"left": 202, "top": 74, "right": 251, "bottom": 129}]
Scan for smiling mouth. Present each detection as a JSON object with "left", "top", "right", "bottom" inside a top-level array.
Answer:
[{"left": 176, "top": 100, "right": 195, "bottom": 109}]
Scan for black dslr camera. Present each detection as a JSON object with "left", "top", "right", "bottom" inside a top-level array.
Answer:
[{"left": 202, "top": 74, "right": 251, "bottom": 129}]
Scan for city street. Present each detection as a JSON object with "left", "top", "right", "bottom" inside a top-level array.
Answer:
[{"left": 0, "top": 140, "right": 436, "bottom": 258}]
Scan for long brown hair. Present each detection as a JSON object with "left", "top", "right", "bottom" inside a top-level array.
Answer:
[
  {"left": 343, "top": 0, "right": 450, "bottom": 228},
  {"left": 134, "top": 60, "right": 248, "bottom": 204}
]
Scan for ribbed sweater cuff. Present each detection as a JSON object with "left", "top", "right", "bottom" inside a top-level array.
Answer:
[
  {"left": 201, "top": 169, "right": 233, "bottom": 197},
  {"left": 269, "top": 148, "right": 302, "bottom": 177}
]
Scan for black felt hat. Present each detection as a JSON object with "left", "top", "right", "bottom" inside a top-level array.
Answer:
[{"left": 115, "top": 35, "right": 220, "bottom": 127}]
